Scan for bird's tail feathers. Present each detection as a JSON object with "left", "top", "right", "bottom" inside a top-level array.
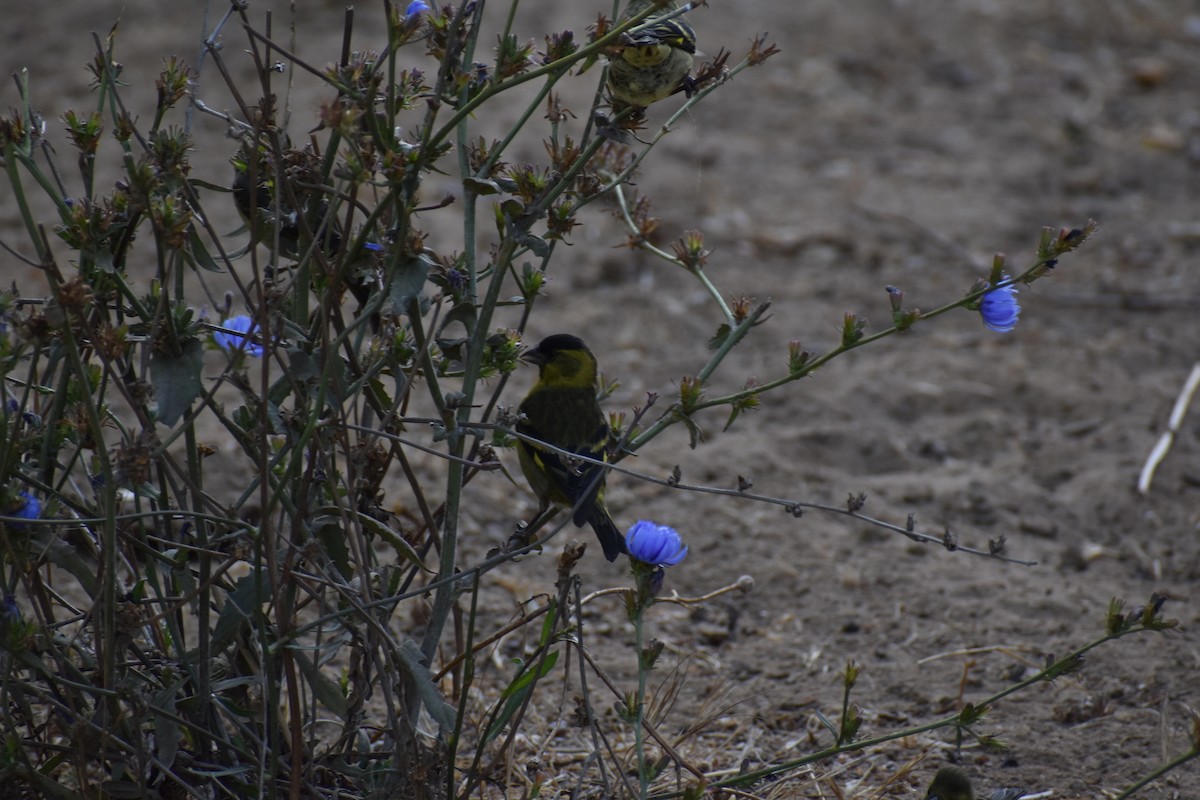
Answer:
[{"left": 588, "top": 505, "right": 628, "bottom": 562}]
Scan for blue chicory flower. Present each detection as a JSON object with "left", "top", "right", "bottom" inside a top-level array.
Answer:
[
  {"left": 213, "top": 315, "right": 264, "bottom": 357},
  {"left": 626, "top": 520, "right": 688, "bottom": 567},
  {"left": 1, "top": 594, "right": 19, "bottom": 625},
  {"left": 405, "top": 0, "right": 431, "bottom": 18},
  {"left": 9, "top": 492, "right": 41, "bottom": 528},
  {"left": 980, "top": 277, "right": 1021, "bottom": 333}
]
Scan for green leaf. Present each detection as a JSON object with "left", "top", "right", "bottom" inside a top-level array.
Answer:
[
  {"left": 485, "top": 650, "right": 560, "bottom": 744},
  {"left": 957, "top": 702, "right": 989, "bottom": 725},
  {"left": 312, "top": 506, "right": 428, "bottom": 571},
  {"left": 209, "top": 571, "right": 265, "bottom": 654},
  {"left": 84, "top": 245, "right": 116, "bottom": 273},
  {"left": 387, "top": 255, "right": 431, "bottom": 316},
  {"left": 367, "top": 375, "right": 396, "bottom": 410},
  {"left": 311, "top": 515, "right": 355, "bottom": 578},
  {"left": 151, "top": 337, "right": 204, "bottom": 427},
  {"left": 292, "top": 347, "right": 349, "bottom": 403},
  {"left": 290, "top": 647, "right": 349, "bottom": 721},
  {"left": 497, "top": 199, "right": 524, "bottom": 229},
  {"left": 520, "top": 233, "right": 550, "bottom": 258},
  {"left": 676, "top": 411, "right": 703, "bottom": 449},
  {"left": 30, "top": 526, "right": 97, "bottom": 597},
  {"left": 152, "top": 677, "right": 186, "bottom": 768},
  {"left": 358, "top": 513, "right": 427, "bottom": 569},
  {"left": 189, "top": 177, "right": 234, "bottom": 194},
  {"left": 184, "top": 226, "right": 225, "bottom": 272},
  {"left": 398, "top": 639, "right": 455, "bottom": 731},
  {"left": 538, "top": 599, "right": 557, "bottom": 646},
  {"left": 462, "top": 176, "right": 501, "bottom": 195},
  {"left": 708, "top": 323, "right": 732, "bottom": 350},
  {"left": 436, "top": 303, "right": 477, "bottom": 362},
  {"left": 284, "top": 348, "right": 320, "bottom": 384}
]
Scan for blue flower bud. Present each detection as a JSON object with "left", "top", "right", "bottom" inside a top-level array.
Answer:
[
  {"left": 980, "top": 277, "right": 1020, "bottom": 333},
  {"left": 626, "top": 520, "right": 687, "bottom": 566}
]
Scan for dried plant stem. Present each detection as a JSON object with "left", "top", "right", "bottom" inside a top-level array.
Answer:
[{"left": 1137, "top": 361, "right": 1200, "bottom": 495}]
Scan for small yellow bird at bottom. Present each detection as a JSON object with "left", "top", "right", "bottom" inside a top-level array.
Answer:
[{"left": 517, "top": 334, "right": 627, "bottom": 562}]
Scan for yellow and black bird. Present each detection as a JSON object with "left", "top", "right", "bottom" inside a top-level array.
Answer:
[
  {"left": 607, "top": 0, "right": 697, "bottom": 111},
  {"left": 925, "top": 767, "right": 1026, "bottom": 800},
  {"left": 517, "top": 334, "right": 627, "bottom": 561}
]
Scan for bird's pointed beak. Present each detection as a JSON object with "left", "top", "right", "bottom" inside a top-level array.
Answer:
[{"left": 520, "top": 345, "right": 547, "bottom": 367}]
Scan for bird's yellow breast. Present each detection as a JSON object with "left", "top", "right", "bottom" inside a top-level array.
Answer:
[{"left": 622, "top": 43, "right": 672, "bottom": 68}]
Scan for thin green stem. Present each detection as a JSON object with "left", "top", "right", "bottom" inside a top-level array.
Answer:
[
  {"left": 612, "top": 184, "right": 734, "bottom": 323},
  {"left": 628, "top": 300, "right": 771, "bottom": 450},
  {"left": 1111, "top": 746, "right": 1200, "bottom": 800},
  {"left": 634, "top": 599, "right": 650, "bottom": 799}
]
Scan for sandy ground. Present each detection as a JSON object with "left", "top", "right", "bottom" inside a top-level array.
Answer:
[{"left": 3, "top": 1, "right": 1199, "bottom": 797}]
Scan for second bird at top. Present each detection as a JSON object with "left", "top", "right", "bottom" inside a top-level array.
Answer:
[{"left": 607, "top": 0, "right": 697, "bottom": 110}]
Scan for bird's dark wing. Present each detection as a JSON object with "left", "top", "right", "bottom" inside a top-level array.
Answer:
[{"left": 517, "top": 394, "right": 609, "bottom": 524}]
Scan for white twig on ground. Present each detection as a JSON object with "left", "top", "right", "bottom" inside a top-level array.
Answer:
[{"left": 1137, "top": 362, "right": 1200, "bottom": 495}]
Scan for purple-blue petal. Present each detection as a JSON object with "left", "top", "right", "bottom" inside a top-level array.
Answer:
[
  {"left": 1, "top": 593, "right": 19, "bottom": 623},
  {"left": 11, "top": 492, "right": 41, "bottom": 526},
  {"left": 980, "top": 279, "right": 1020, "bottom": 333},
  {"left": 626, "top": 520, "right": 687, "bottom": 567},
  {"left": 405, "top": 0, "right": 431, "bottom": 19},
  {"left": 213, "top": 315, "right": 264, "bottom": 357}
]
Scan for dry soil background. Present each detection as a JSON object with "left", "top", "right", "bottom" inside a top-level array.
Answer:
[{"left": 3, "top": 1, "right": 1200, "bottom": 798}]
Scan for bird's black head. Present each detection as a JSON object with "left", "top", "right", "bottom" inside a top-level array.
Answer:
[
  {"left": 925, "top": 767, "right": 974, "bottom": 800},
  {"left": 522, "top": 334, "right": 589, "bottom": 366},
  {"left": 520, "top": 334, "right": 599, "bottom": 388}
]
